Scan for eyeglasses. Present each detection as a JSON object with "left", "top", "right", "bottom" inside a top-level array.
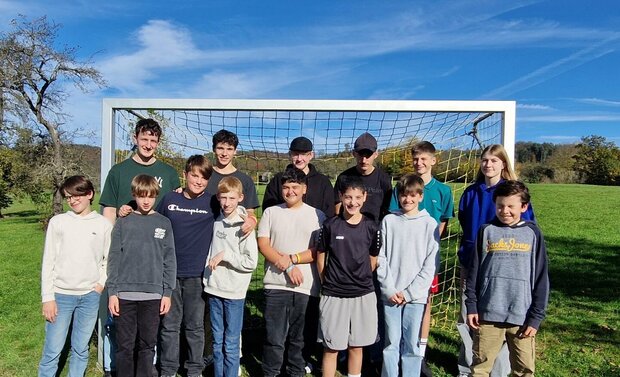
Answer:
[{"left": 65, "top": 194, "right": 85, "bottom": 203}]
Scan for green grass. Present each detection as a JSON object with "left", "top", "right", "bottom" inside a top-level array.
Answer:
[{"left": 1, "top": 184, "right": 619, "bottom": 376}]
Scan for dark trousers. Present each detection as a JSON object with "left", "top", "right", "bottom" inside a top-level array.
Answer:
[
  {"left": 302, "top": 296, "right": 321, "bottom": 364},
  {"left": 115, "top": 299, "right": 160, "bottom": 377},
  {"left": 159, "top": 277, "right": 206, "bottom": 376},
  {"left": 262, "top": 289, "right": 309, "bottom": 377}
]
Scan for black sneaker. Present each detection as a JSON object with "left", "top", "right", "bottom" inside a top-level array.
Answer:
[{"left": 421, "top": 359, "right": 433, "bottom": 377}]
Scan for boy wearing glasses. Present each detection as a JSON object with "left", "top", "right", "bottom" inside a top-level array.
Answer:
[
  {"left": 39, "top": 176, "right": 113, "bottom": 377},
  {"left": 262, "top": 136, "right": 334, "bottom": 217}
]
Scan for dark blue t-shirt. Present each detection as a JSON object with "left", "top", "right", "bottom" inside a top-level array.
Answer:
[
  {"left": 317, "top": 215, "right": 381, "bottom": 298},
  {"left": 157, "top": 191, "right": 219, "bottom": 278}
]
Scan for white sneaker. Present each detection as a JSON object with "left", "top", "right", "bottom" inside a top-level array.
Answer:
[
  {"left": 238, "top": 365, "right": 242, "bottom": 376},
  {"left": 304, "top": 362, "right": 313, "bottom": 374}
]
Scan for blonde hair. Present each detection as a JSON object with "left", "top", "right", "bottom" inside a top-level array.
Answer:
[
  {"left": 131, "top": 174, "right": 160, "bottom": 197},
  {"left": 217, "top": 176, "right": 243, "bottom": 195},
  {"left": 476, "top": 144, "right": 518, "bottom": 182}
]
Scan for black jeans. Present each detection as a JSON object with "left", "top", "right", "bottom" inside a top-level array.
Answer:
[
  {"left": 262, "top": 289, "right": 309, "bottom": 377},
  {"left": 115, "top": 299, "right": 160, "bottom": 377},
  {"left": 159, "top": 277, "right": 206, "bottom": 376}
]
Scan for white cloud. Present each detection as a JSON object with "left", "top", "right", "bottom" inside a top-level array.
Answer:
[
  {"left": 517, "top": 103, "right": 553, "bottom": 110},
  {"left": 98, "top": 20, "right": 202, "bottom": 91},
  {"left": 576, "top": 98, "right": 620, "bottom": 107},
  {"left": 520, "top": 113, "right": 620, "bottom": 122},
  {"left": 482, "top": 34, "right": 620, "bottom": 99}
]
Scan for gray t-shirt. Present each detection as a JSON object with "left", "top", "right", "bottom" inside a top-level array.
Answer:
[{"left": 258, "top": 203, "right": 326, "bottom": 296}]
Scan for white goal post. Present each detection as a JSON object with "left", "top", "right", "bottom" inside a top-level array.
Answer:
[
  {"left": 98, "top": 98, "right": 515, "bottom": 368},
  {"left": 101, "top": 99, "right": 515, "bottom": 187}
]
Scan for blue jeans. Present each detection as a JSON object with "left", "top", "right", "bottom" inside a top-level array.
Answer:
[
  {"left": 262, "top": 289, "right": 309, "bottom": 377},
  {"left": 38, "top": 291, "right": 100, "bottom": 377},
  {"left": 209, "top": 295, "right": 245, "bottom": 377},
  {"left": 381, "top": 302, "right": 425, "bottom": 377},
  {"left": 160, "top": 277, "right": 206, "bottom": 376}
]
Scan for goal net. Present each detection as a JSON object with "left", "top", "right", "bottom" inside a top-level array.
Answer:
[{"left": 101, "top": 99, "right": 515, "bottom": 331}]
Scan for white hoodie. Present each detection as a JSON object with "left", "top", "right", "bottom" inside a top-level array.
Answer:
[
  {"left": 41, "top": 211, "right": 113, "bottom": 302},
  {"left": 203, "top": 207, "right": 259, "bottom": 300}
]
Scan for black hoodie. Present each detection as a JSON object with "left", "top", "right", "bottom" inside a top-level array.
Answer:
[{"left": 262, "top": 163, "right": 335, "bottom": 217}]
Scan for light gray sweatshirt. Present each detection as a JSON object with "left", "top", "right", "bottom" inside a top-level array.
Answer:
[
  {"left": 376, "top": 209, "right": 440, "bottom": 304},
  {"left": 203, "top": 207, "right": 259, "bottom": 300}
]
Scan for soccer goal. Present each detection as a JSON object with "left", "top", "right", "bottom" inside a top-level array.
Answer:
[{"left": 100, "top": 98, "right": 515, "bottom": 331}]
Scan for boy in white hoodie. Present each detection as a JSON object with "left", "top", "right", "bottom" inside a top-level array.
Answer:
[
  {"left": 376, "top": 174, "right": 439, "bottom": 377},
  {"left": 203, "top": 176, "right": 259, "bottom": 377},
  {"left": 39, "top": 175, "right": 113, "bottom": 377}
]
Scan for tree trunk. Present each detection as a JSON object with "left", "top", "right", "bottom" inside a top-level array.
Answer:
[{"left": 51, "top": 132, "right": 64, "bottom": 215}]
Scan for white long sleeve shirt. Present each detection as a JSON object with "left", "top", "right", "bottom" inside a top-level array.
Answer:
[{"left": 41, "top": 211, "right": 113, "bottom": 302}]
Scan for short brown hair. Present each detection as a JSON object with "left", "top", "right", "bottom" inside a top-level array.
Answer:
[
  {"left": 217, "top": 176, "right": 243, "bottom": 195},
  {"left": 185, "top": 155, "right": 213, "bottom": 179},
  {"left": 61, "top": 175, "right": 95, "bottom": 204},
  {"left": 396, "top": 173, "right": 424, "bottom": 197},
  {"left": 411, "top": 141, "right": 436, "bottom": 156},
  {"left": 493, "top": 180, "right": 530, "bottom": 204},
  {"left": 134, "top": 118, "right": 162, "bottom": 140},
  {"left": 131, "top": 174, "right": 160, "bottom": 197}
]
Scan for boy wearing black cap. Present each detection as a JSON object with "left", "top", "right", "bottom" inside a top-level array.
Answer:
[
  {"left": 334, "top": 132, "right": 392, "bottom": 222},
  {"left": 263, "top": 136, "right": 335, "bottom": 217}
]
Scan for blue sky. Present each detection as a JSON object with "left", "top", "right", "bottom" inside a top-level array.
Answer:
[{"left": 1, "top": 0, "right": 619, "bottom": 145}]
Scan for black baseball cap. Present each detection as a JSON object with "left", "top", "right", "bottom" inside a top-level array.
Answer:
[
  {"left": 353, "top": 132, "right": 377, "bottom": 152},
  {"left": 289, "top": 136, "right": 313, "bottom": 152}
]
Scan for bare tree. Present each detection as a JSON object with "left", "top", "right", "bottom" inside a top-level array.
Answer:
[{"left": 0, "top": 16, "right": 105, "bottom": 214}]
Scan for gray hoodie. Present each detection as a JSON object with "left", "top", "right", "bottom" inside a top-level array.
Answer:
[{"left": 377, "top": 209, "right": 440, "bottom": 304}]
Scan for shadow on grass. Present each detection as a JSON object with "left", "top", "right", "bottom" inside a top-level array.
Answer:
[
  {"left": 545, "top": 235, "right": 620, "bottom": 302},
  {"left": 1, "top": 210, "right": 42, "bottom": 225}
]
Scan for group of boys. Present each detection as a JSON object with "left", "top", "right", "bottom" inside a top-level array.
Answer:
[{"left": 38, "top": 118, "right": 549, "bottom": 377}]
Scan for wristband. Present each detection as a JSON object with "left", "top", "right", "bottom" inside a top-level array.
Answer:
[
  {"left": 295, "top": 253, "right": 301, "bottom": 264},
  {"left": 289, "top": 254, "right": 295, "bottom": 264},
  {"left": 285, "top": 264, "right": 294, "bottom": 273}
]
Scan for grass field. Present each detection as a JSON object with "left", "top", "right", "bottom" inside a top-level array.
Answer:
[{"left": 0, "top": 184, "right": 618, "bottom": 376}]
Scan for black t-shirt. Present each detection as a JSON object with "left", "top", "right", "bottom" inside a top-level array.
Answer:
[
  {"left": 334, "top": 166, "right": 392, "bottom": 222},
  {"left": 317, "top": 215, "right": 381, "bottom": 298}
]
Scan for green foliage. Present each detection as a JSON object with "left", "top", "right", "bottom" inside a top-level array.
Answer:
[
  {"left": 519, "top": 163, "right": 554, "bottom": 183},
  {"left": 515, "top": 141, "right": 557, "bottom": 163},
  {"left": 572, "top": 135, "right": 620, "bottom": 185}
]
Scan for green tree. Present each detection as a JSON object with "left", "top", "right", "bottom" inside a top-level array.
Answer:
[
  {"left": 0, "top": 16, "right": 105, "bottom": 215},
  {"left": 573, "top": 135, "right": 620, "bottom": 185}
]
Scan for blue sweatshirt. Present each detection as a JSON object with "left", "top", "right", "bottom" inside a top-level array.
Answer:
[
  {"left": 465, "top": 218, "right": 549, "bottom": 329},
  {"left": 458, "top": 179, "right": 535, "bottom": 267}
]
